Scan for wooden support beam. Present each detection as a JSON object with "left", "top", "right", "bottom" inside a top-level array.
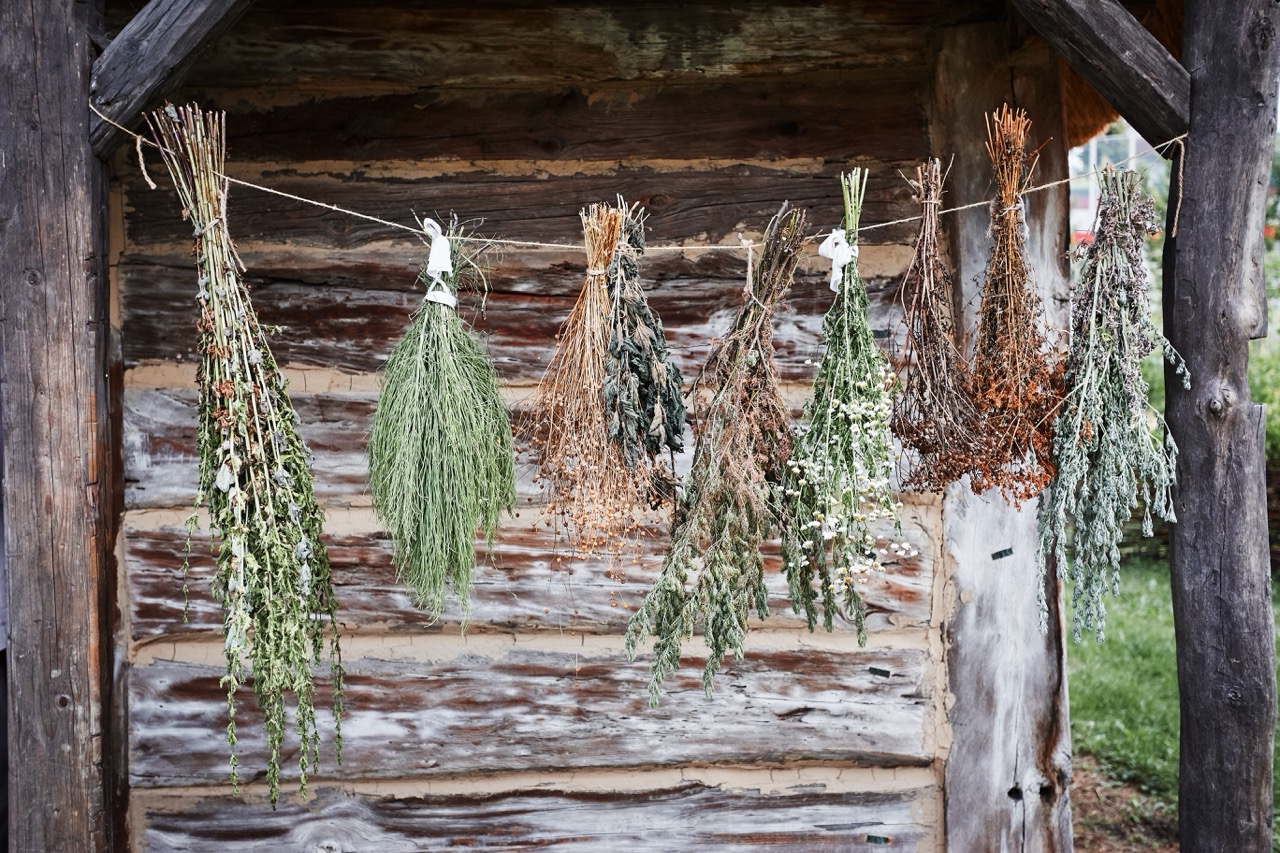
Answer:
[
  {"left": 1163, "top": 1, "right": 1280, "bottom": 849},
  {"left": 89, "top": 0, "right": 254, "bottom": 159},
  {"left": 1008, "top": 0, "right": 1189, "bottom": 145},
  {"left": 0, "top": 1, "right": 117, "bottom": 850}
]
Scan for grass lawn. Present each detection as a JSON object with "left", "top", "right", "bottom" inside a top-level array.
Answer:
[{"left": 1067, "top": 556, "right": 1280, "bottom": 847}]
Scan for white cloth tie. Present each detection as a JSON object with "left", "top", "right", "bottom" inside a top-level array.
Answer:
[
  {"left": 419, "top": 217, "right": 457, "bottom": 308},
  {"left": 818, "top": 228, "right": 858, "bottom": 293}
]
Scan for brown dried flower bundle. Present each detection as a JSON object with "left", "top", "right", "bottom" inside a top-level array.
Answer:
[
  {"left": 894, "top": 158, "right": 986, "bottom": 491},
  {"left": 969, "top": 106, "right": 1064, "bottom": 503}
]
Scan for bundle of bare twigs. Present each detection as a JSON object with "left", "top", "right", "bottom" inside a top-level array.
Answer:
[
  {"left": 893, "top": 158, "right": 987, "bottom": 491},
  {"left": 148, "top": 104, "right": 343, "bottom": 806},
  {"left": 969, "top": 106, "right": 1064, "bottom": 503},
  {"left": 625, "top": 204, "right": 803, "bottom": 706}
]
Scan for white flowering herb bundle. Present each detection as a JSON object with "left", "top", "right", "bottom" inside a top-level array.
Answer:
[
  {"left": 148, "top": 104, "right": 344, "bottom": 806},
  {"left": 782, "top": 171, "right": 912, "bottom": 641},
  {"left": 1039, "top": 166, "right": 1187, "bottom": 641}
]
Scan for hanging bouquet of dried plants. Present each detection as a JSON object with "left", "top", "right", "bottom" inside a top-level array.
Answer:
[
  {"left": 148, "top": 104, "right": 343, "bottom": 806},
  {"left": 521, "top": 201, "right": 676, "bottom": 568},
  {"left": 969, "top": 106, "right": 1065, "bottom": 503},
  {"left": 782, "top": 171, "right": 912, "bottom": 639},
  {"left": 625, "top": 204, "right": 804, "bottom": 706},
  {"left": 368, "top": 219, "right": 515, "bottom": 622},
  {"left": 1039, "top": 166, "right": 1187, "bottom": 641},
  {"left": 893, "top": 158, "right": 987, "bottom": 491}
]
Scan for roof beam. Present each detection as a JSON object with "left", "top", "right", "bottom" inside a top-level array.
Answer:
[
  {"left": 1008, "top": 0, "right": 1189, "bottom": 145},
  {"left": 89, "top": 0, "right": 253, "bottom": 159}
]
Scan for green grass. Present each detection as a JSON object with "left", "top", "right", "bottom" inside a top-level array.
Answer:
[{"left": 1068, "top": 556, "right": 1280, "bottom": 840}]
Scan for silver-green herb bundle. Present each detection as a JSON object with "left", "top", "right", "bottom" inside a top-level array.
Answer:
[
  {"left": 1038, "top": 166, "right": 1187, "bottom": 641},
  {"left": 625, "top": 205, "right": 804, "bottom": 706},
  {"left": 148, "top": 104, "right": 343, "bottom": 806},
  {"left": 782, "top": 171, "right": 911, "bottom": 640},
  {"left": 368, "top": 221, "right": 515, "bottom": 621}
]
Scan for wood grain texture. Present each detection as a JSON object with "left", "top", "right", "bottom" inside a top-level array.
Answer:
[
  {"left": 1163, "top": 2, "right": 1280, "bottom": 848},
  {"left": 933, "top": 23, "right": 1072, "bottom": 853},
  {"left": 90, "top": 0, "right": 256, "bottom": 157},
  {"left": 136, "top": 783, "right": 936, "bottom": 852},
  {"left": 129, "top": 646, "right": 934, "bottom": 788}
]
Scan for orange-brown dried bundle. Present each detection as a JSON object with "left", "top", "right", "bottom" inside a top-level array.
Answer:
[
  {"left": 969, "top": 106, "right": 1064, "bottom": 503},
  {"left": 894, "top": 158, "right": 986, "bottom": 491}
]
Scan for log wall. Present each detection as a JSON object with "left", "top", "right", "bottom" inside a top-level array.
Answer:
[{"left": 103, "top": 1, "right": 1065, "bottom": 850}]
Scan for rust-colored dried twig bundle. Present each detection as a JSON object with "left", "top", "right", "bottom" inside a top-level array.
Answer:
[
  {"left": 894, "top": 158, "right": 986, "bottom": 491},
  {"left": 521, "top": 203, "right": 661, "bottom": 566},
  {"left": 969, "top": 106, "right": 1064, "bottom": 503}
]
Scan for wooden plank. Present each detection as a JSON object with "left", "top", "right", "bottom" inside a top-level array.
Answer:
[
  {"left": 123, "top": 501, "right": 936, "bottom": 640},
  {"left": 128, "top": 646, "right": 934, "bottom": 788},
  {"left": 1008, "top": 0, "right": 1189, "bottom": 146},
  {"left": 932, "top": 24, "right": 1071, "bottom": 853},
  {"left": 90, "top": 0, "right": 256, "bottom": 158},
  {"left": 0, "top": 0, "right": 114, "bottom": 849},
  {"left": 1163, "top": 2, "right": 1280, "bottom": 848},
  {"left": 136, "top": 783, "right": 936, "bottom": 852}
]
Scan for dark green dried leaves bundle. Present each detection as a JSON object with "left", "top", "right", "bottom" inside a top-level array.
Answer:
[
  {"left": 603, "top": 201, "right": 687, "bottom": 473},
  {"left": 782, "top": 172, "right": 910, "bottom": 639},
  {"left": 149, "top": 104, "right": 343, "bottom": 807},
  {"left": 625, "top": 205, "right": 804, "bottom": 706},
  {"left": 368, "top": 224, "right": 515, "bottom": 622},
  {"left": 1039, "top": 166, "right": 1187, "bottom": 641}
]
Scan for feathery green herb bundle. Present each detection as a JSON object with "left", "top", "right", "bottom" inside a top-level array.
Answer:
[
  {"left": 782, "top": 172, "right": 911, "bottom": 639},
  {"left": 625, "top": 205, "right": 804, "bottom": 706},
  {"left": 148, "top": 104, "right": 343, "bottom": 806},
  {"left": 969, "top": 106, "right": 1064, "bottom": 503},
  {"left": 1039, "top": 166, "right": 1187, "bottom": 641},
  {"left": 603, "top": 199, "right": 687, "bottom": 476},
  {"left": 368, "top": 222, "right": 515, "bottom": 622},
  {"left": 894, "top": 158, "right": 987, "bottom": 491}
]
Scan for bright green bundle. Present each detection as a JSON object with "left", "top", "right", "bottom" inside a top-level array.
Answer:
[
  {"left": 1039, "top": 166, "right": 1187, "bottom": 642},
  {"left": 369, "top": 222, "right": 515, "bottom": 621},
  {"left": 782, "top": 170, "right": 909, "bottom": 641}
]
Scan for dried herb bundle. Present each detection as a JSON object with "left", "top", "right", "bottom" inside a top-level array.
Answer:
[
  {"left": 625, "top": 205, "right": 804, "bottom": 706},
  {"left": 521, "top": 203, "right": 659, "bottom": 563},
  {"left": 1039, "top": 167, "right": 1187, "bottom": 641},
  {"left": 969, "top": 106, "right": 1064, "bottom": 503},
  {"left": 782, "top": 172, "right": 911, "bottom": 639},
  {"left": 149, "top": 105, "right": 343, "bottom": 806},
  {"left": 604, "top": 200, "right": 687, "bottom": 476},
  {"left": 368, "top": 222, "right": 515, "bottom": 622},
  {"left": 894, "top": 158, "right": 987, "bottom": 490}
]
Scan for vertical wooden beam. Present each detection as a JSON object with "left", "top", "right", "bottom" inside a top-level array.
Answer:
[
  {"left": 1164, "top": 1, "right": 1280, "bottom": 849},
  {"left": 934, "top": 22, "right": 1072, "bottom": 853},
  {"left": 0, "top": 0, "right": 113, "bottom": 850}
]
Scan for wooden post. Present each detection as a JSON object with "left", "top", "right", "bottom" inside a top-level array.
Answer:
[
  {"left": 0, "top": 1, "right": 114, "bottom": 850},
  {"left": 1164, "top": 1, "right": 1280, "bottom": 849}
]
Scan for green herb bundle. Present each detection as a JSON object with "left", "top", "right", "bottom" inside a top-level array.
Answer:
[
  {"left": 148, "top": 105, "right": 343, "bottom": 806},
  {"left": 782, "top": 172, "right": 911, "bottom": 640},
  {"left": 625, "top": 205, "right": 804, "bottom": 706},
  {"left": 603, "top": 199, "right": 687, "bottom": 476},
  {"left": 368, "top": 222, "right": 515, "bottom": 621},
  {"left": 1039, "top": 166, "right": 1187, "bottom": 641}
]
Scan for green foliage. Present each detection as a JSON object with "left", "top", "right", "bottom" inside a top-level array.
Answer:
[
  {"left": 150, "top": 105, "right": 343, "bottom": 806},
  {"left": 1040, "top": 167, "right": 1187, "bottom": 643},
  {"left": 781, "top": 171, "right": 909, "bottom": 638},
  {"left": 368, "top": 227, "right": 515, "bottom": 621},
  {"left": 625, "top": 206, "right": 805, "bottom": 706},
  {"left": 1251, "top": 341, "right": 1280, "bottom": 462}
]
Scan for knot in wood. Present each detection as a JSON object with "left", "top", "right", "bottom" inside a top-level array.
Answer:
[{"left": 1207, "top": 396, "right": 1225, "bottom": 417}]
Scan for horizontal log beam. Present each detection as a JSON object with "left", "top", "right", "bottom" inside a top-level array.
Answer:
[
  {"left": 89, "top": 0, "right": 254, "bottom": 159},
  {"left": 1009, "top": 0, "right": 1189, "bottom": 145}
]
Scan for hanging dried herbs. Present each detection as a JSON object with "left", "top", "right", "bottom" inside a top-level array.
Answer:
[
  {"left": 1039, "top": 166, "right": 1187, "bottom": 641},
  {"left": 149, "top": 104, "right": 343, "bottom": 806},
  {"left": 969, "top": 106, "right": 1065, "bottom": 503},
  {"left": 625, "top": 204, "right": 804, "bottom": 706},
  {"left": 368, "top": 220, "right": 515, "bottom": 622},
  {"left": 894, "top": 158, "right": 987, "bottom": 491},
  {"left": 782, "top": 172, "right": 911, "bottom": 639}
]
